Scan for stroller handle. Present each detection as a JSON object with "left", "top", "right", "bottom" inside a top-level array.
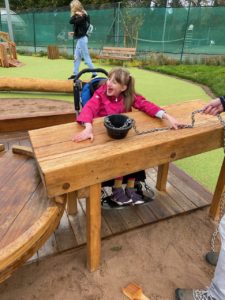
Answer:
[{"left": 74, "top": 68, "right": 108, "bottom": 80}]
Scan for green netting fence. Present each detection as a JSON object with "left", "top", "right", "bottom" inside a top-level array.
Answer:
[{"left": 1, "top": 3, "right": 225, "bottom": 61}]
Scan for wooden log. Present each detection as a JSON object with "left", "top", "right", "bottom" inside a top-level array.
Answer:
[
  {"left": 0, "top": 144, "right": 5, "bottom": 152},
  {"left": 47, "top": 45, "right": 59, "bottom": 59},
  {"left": 12, "top": 145, "right": 34, "bottom": 158},
  {"left": 0, "top": 77, "right": 73, "bottom": 93}
]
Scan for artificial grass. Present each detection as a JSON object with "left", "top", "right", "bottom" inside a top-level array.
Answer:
[
  {"left": 143, "top": 64, "right": 225, "bottom": 97},
  {"left": 0, "top": 55, "right": 222, "bottom": 192},
  {"left": 0, "top": 55, "right": 210, "bottom": 104}
]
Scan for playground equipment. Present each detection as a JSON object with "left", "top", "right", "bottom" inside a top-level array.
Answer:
[
  {"left": 0, "top": 77, "right": 73, "bottom": 93},
  {"left": 0, "top": 31, "right": 22, "bottom": 67}
]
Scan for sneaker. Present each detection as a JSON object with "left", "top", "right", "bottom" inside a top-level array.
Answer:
[
  {"left": 175, "top": 288, "right": 216, "bottom": 300},
  {"left": 111, "top": 187, "right": 132, "bottom": 206},
  {"left": 68, "top": 74, "right": 75, "bottom": 80},
  {"left": 205, "top": 251, "right": 219, "bottom": 266},
  {"left": 125, "top": 187, "right": 144, "bottom": 205}
]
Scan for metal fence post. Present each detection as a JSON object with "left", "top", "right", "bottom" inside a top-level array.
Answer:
[
  {"left": 180, "top": 1, "right": 191, "bottom": 63},
  {"left": 32, "top": 11, "right": 37, "bottom": 53}
]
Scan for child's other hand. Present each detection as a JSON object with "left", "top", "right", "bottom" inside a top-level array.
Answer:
[
  {"left": 163, "top": 113, "right": 185, "bottom": 130},
  {"left": 72, "top": 123, "right": 94, "bottom": 142}
]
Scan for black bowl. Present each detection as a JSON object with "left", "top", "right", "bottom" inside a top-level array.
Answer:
[{"left": 104, "top": 114, "right": 133, "bottom": 139}]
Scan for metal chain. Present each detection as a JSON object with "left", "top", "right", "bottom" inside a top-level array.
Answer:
[
  {"left": 132, "top": 109, "right": 203, "bottom": 135},
  {"left": 132, "top": 109, "right": 225, "bottom": 152}
]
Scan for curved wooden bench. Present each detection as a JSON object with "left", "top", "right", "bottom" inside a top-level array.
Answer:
[{"left": 0, "top": 150, "right": 65, "bottom": 283}]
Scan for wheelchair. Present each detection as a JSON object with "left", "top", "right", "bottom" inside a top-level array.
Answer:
[{"left": 72, "top": 68, "right": 155, "bottom": 209}]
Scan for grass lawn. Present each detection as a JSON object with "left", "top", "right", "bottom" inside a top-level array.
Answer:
[{"left": 0, "top": 55, "right": 223, "bottom": 192}]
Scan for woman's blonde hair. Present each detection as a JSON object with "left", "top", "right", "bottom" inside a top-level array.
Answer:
[
  {"left": 70, "top": 0, "right": 87, "bottom": 16},
  {"left": 108, "top": 67, "right": 136, "bottom": 112}
]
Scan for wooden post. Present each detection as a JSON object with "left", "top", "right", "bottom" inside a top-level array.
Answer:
[
  {"left": 86, "top": 183, "right": 101, "bottom": 272},
  {"left": 156, "top": 163, "right": 169, "bottom": 191},
  {"left": 47, "top": 45, "right": 59, "bottom": 59},
  {"left": 209, "top": 157, "right": 225, "bottom": 220},
  {"left": 67, "top": 191, "right": 78, "bottom": 215}
]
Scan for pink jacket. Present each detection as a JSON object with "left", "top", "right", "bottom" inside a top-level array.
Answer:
[{"left": 76, "top": 83, "right": 162, "bottom": 123}]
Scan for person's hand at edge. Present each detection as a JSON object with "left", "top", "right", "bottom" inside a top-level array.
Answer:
[{"left": 202, "top": 97, "right": 224, "bottom": 116}]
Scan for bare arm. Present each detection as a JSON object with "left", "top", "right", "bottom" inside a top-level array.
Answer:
[
  {"left": 72, "top": 123, "right": 94, "bottom": 142},
  {"left": 162, "top": 112, "right": 186, "bottom": 130}
]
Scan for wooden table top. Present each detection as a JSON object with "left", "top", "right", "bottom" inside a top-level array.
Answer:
[{"left": 29, "top": 100, "right": 224, "bottom": 198}]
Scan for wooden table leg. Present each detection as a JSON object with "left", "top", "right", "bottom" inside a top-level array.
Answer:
[
  {"left": 156, "top": 163, "right": 169, "bottom": 191},
  {"left": 86, "top": 183, "right": 101, "bottom": 272},
  {"left": 209, "top": 157, "right": 225, "bottom": 220},
  {"left": 67, "top": 191, "right": 78, "bottom": 215}
]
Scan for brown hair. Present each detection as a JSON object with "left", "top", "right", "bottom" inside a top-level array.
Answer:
[
  {"left": 70, "top": 0, "right": 86, "bottom": 16},
  {"left": 108, "top": 67, "right": 136, "bottom": 112}
]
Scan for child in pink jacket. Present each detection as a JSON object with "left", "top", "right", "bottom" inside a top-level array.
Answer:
[{"left": 72, "top": 67, "right": 183, "bottom": 206}]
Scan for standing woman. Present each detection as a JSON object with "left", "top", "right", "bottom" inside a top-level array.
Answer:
[{"left": 68, "top": 0, "right": 96, "bottom": 79}]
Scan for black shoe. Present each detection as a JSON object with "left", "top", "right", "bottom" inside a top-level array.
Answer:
[
  {"left": 205, "top": 251, "right": 219, "bottom": 266},
  {"left": 91, "top": 74, "right": 97, "bottom": 78},
  {"left": 68, "top": 75, "right": 75, "bottom": 80}
]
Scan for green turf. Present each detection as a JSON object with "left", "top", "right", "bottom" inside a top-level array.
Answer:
[{"left": 0, "top": 55, "right": 222, "bottom": 192}]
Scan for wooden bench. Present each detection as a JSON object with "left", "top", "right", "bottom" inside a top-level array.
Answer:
[{"left": 97, "top": 47, "right": 136, "bottom": 61}]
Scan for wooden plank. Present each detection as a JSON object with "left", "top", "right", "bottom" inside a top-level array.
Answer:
[
  {"left": 133, "top": 204, "right": 158, "bottom": 224},
  {"left": 147, "top": 169, "right": 197, "bottom": 211},
  {"left": 102, "top": 209, "right": 127, "bottom": 234},
  {"left": 37, "top": 233, "right": 58, "bottom": 259},
  {"left": 0, "top": 151, "right": 28, "bottom": 188},
  {"left": 149, "top": 166, "right": 210, "bottom": 207},
  {"left": 86, "top": 183, "right": 101, "bottom": 272},
  {"left": 147, "top": 176, "right": 185, "bottom": 214},
  {"left": 12, "top": 145, "right": 34, "bottom": 158},
  {"left": 79, "top": 198, "right": 112, "bottom": 238},
  {"left": 0, "top": 158, "right": 41, "bottom": 240},
  {"left": 0, "top": 182, "right": 47, "bottom": 247},
  {"left": 54, "top": 211, "right": 78, "bottom": 251},
  {"left": 169, "top": 164, "right": 212, "bottom": 204},
  {"left": 0, "top": 113, "right": 75, "bottom": 132},
  {"left": 68, "top": 200, "right": 87, "bottom": 245},
  {"left": 118, "top": 208, "right": 143, "bottom": 230}
]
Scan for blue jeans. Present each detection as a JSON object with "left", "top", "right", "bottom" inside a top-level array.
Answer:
[
  {"left": 73, "top": 36, "right": 96, "bottom": 76},
  {"left": 208, "top": 215, "right": 225, "bottom": 300}
]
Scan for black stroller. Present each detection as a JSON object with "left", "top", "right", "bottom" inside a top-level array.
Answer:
[{"left": 72, "top": 68, "right": 155, "bottom": 209}]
